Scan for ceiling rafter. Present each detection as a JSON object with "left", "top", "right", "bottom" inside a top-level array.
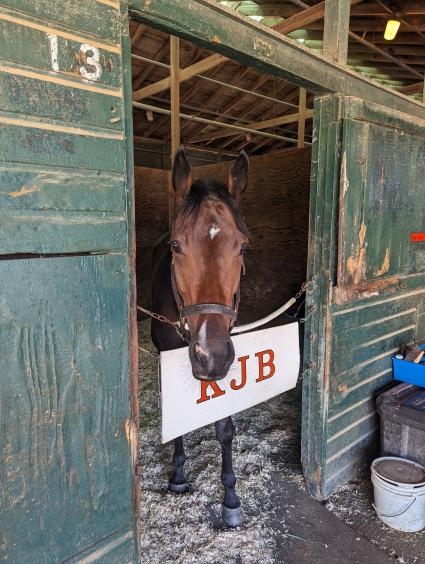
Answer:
[
  {"left": 132, "top": 37, "right": 169, "bottom": 92},
  {"left": 219, "top": 84, "right": 301, "bottom": 150},
  {"left": 190, "top": 109, "right": 314, "bottom": 144},
  {"left": 130, "top": 1, "right": 425, "bottom": 159},
  {"left": 144, "top": 62, "right": 227, "bottom": 138},
  {"left": 133, "top": 53, "right": 227, "bottom": 101}
]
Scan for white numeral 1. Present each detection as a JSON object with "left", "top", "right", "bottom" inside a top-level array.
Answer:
[
  {"left": 79, "top": 44, "right": 102, "bottom": 81},
  {"left": 48, "top": 34, "right": 59, "bottom": 71}
]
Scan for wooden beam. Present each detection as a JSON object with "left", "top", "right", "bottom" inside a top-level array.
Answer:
[
  {"left": 132, "top": 38, "right": 169, "bottom": 92},
  {"left": 170, "top": 36, "right": 180, "bottom": 156},
  {"left": 169, "top": 36, "right": 180, "bottom": 225},
  {"left": 128, "top": 0, "right": 425, "bottom": 120},
  {"left": 179, "top": 66, "right": 250, "bottom": 135},
  {"left": 348, "top": 31, "right": 424, "bottom": 80},
  {"left": 131, "top": 23, "right": 146, "bottom": 45},
  {"left": 297, "top": 87, "right": 307, "bottom": 148},
  {"left": 144, "top": 63, "right": 226, "bottom": 138},
  {"left": 215, "top": 0, "right": 425, "bottom": 18},
  {"left": 323, "top": 0, "right": 351, "bottom": 65},
  {"left": 187, "top": 73, "right": 270, "bottom": 142},
  {"left": 273, "top": 0, "right": 361, "bottom": 36},
  {"left": 133, "top": 53, "right": 227, "bottom": 101},
  {"left": 218, "top": 82, "right": 296, "bottom": 150},
  {"left": 190, "top": 109, "right": 313, "bottom": 143}
]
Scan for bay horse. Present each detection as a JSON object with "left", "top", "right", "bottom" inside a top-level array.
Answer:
[{"left": 151, "top": 147, "right": 249, "bottom": 527}]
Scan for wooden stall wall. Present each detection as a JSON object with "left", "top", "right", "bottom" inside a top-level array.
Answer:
[
  {"left": 135, "top": 147, "right": 311, "bottom": 323},
  {"left": 0, "top": 1, "right": 138, "bottom": 561},
  {"left": 135, "top": 165, "right": 169, "bottom": 311}
]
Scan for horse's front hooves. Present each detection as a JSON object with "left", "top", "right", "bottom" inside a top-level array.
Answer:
[
  {"left": 221, "top": 504, "right": 243, "bottom": 528},
  {"left": 168, "top": 481, "right": 189, "bottom": 494}
]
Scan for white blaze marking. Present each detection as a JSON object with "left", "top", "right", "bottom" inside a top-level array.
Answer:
[
  {"left": 209, "top": 224, "right": 220, "bottom": 240},
  {"left": 198, "top": 321, "right": 207, "bottom": 343},
  {"left": 196, "top": 322, "right": 210, "bottom": 357}
]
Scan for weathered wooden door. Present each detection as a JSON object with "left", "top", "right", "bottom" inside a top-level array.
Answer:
[
  {"left": 302, "top": 94, "right": 425, "bottom": 499},
  {"left": 0, "top": 1, "right": 139, "bottom": 561}
]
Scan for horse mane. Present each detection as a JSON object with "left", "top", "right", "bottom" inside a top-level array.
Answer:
[{"left": 180, "top": 179, "right": 249, "bottom": 237}]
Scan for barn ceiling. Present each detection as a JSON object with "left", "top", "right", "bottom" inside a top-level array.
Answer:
[{"left": 130, "top": 0, "right": 425, "bottom": 159}]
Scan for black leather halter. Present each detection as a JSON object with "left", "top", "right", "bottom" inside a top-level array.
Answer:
[{"left": 171, "top": 264, "right": 241, "bottom": 342}]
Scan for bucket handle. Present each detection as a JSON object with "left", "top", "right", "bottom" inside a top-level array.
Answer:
[{"left": 373, "top": 498, "right": 416, "bottom": 519}]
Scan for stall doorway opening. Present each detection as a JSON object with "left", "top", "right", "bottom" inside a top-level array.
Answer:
[{"left": 131, "top": 23, "right": 314, "bottom": 561}]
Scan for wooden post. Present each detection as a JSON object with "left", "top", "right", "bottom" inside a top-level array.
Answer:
[
  {"left": 169, "top": 35, "right": 180, "bottom": 226},
  {"left": 423, "top": 73, "right": 425, "bottom": 105},
  {"left": 297, "top": 87, "right": 307, "bottom": 148},
  {"left": 323, "top": 0, "right": 351, "bottom": 65}
]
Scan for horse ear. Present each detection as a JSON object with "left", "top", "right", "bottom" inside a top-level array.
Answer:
[
  {"left": 226, "top": 150, "right": 249, "bottom": 201},
  {"left": 172, "top": 146, "right": 192, "bottom": 206}
]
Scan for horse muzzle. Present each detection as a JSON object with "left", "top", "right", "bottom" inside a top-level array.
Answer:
[{"left": 189, "top": 336, "right": 235, "bottom": 381}]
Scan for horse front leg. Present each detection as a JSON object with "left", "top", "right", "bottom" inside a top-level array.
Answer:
[
  {"left": 215, "top": 416, "right": 243, "bottom": 527},
  {"left": 168, "top": 436, "right": 189, "bottom": 493}
]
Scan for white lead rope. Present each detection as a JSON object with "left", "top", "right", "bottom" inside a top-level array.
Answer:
[{"left": 230, "top": 297, "right": 296, "bottom": 334}]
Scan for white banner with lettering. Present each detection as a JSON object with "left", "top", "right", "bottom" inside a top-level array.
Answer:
[{"left": 160, "top": 323, "right": 300, "bottom": 443}]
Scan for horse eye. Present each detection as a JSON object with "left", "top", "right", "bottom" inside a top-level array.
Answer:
[
  {"left": 240, "top": 243, "right": 248, "bottom": 255},
  {"left": 171, "top": 240, "right": 181, "bottom": 253}
]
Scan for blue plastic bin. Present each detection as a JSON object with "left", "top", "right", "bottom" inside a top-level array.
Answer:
[{"left": 393, "top": 344, "right": 425, "bottom": 388}]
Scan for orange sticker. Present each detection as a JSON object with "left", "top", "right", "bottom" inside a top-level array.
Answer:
[{"left": 411, "top": 233, "right": 425, "bottom": 242}]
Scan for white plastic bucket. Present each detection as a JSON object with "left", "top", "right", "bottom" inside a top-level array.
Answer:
[{"left": 371, "top": 457, "right": 425, "bottom": 532}]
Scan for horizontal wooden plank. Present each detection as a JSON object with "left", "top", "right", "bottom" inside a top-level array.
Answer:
[
  {"left": 129, "top": 0, "right": 425, "bottom": 121},
  {"left": 327, "top": 396, "right": 376, "bottom": 435},
  {"left": 67, "top": 529, "right": 135, "bottom": 563},
  {"left": 0, "top": 210, "right": 127, "bottom": 253},
  {"left": 333, "top": 309, "right": 417, "bottom": 351},
  {"left": 332, "top": 319, "right": 416, "bottom": 367},
  {"left": 344, "top": 97, "right": 425, "bottom": 134},
  {"left": 332, "top": 344, "right": 395, "bottom": 385},
  {"left": 0, "top": 0, "right": 120, "bottom": 42},
  {"left": 326, "top": 412, "right": 379, "bottom": 460},
  {"left": 0, "top": 65, "right": 123, "bottom": 130},
  {"left": 0, "top": 120, "right": 125, "bottom": 172},
  {"left": 331, "top": 368, "right": 394, "bottom": 408},
  {"left": 0, "top": 15, "right": 122, "bottom": 88},
  {"left": 323, "top": 435, "right": 378, "bottom": 498},
  {"left": 332, "top": 294, "right": 423, "bottom": 331},
  {"left": 0, "top": 164, "right": 126, "bottom": 211},
  {"left": 0, "top": 254, "right": 133, "bottom": 562},
  {"left": 332, "top": 321, "right": 416, "bottom": 368}
]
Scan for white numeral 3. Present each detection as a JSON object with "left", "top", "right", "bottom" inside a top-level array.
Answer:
[{"left": 79, "top": 44, "right": 103, "bottom": 81}]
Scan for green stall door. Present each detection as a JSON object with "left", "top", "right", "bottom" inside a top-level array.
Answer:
[
  {"left": 0, "top": 1, "right": 138, "bottom": 561},
  {"left": 302, "top": 94, "right": 425, "bottom": 499}
]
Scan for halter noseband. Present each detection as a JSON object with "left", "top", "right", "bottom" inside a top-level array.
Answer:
[{"left": 171, "top": 264, "right": 241, "bottom": 342}]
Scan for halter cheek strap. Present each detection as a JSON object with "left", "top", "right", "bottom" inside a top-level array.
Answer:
[{"left": 171, "top": 265, "right": 241, "bottom": 340}]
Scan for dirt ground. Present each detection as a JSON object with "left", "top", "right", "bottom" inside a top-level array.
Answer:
[{"left": 137, "top": 320, "right": 424, "bottom": 564}]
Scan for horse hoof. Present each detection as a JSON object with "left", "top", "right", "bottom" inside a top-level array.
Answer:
[
  {"left": 168, "top": 481, "right": 189, "bottom": 494},
  {"left": 221, "top": 505, "right": 243, "bottom": 528}
]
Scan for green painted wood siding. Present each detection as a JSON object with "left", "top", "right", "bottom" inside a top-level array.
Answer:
[
  {"left": 0, "top": 1, "right": 138, "bottom": 561},
  {"left": 0, "top": 0, "right": 127, "bottom": 255},
  {"left": 303, "top": 95, "right": 425, "bottom": 499}
]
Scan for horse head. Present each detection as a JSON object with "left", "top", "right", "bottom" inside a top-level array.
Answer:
[{"left": 171, "top": 147, "right": 249, "bottom": 382}]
